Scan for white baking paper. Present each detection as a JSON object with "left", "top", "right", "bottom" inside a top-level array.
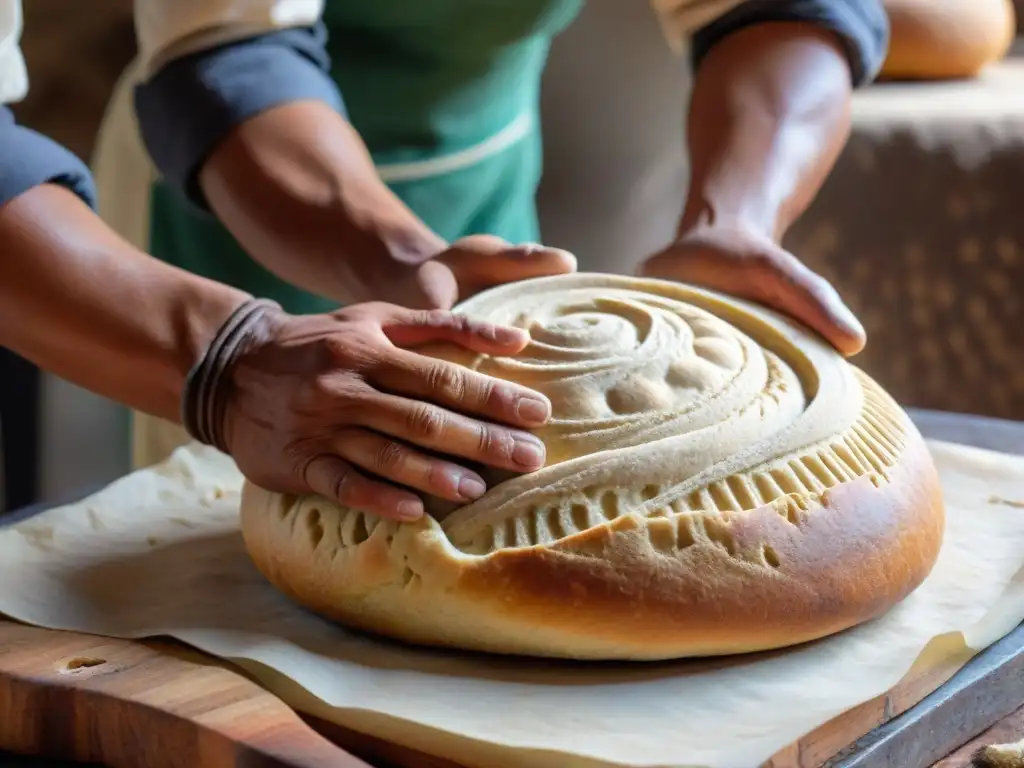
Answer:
[{"left": 0, "top": 440, "right": 1022, "bottom": 768}]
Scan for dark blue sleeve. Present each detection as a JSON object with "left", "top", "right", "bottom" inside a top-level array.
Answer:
[
  {"left": 691, "top": 0, "right": 889, "bottom": 87},
  {"left": 0, "top": 107, "right": 97, "bottom": 210},
  {"left": 134, "top": 22, "right": 345, "bottom": 210}
]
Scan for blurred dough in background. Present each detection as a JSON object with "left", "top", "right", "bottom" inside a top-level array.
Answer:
[{"left": 881, "top": 0, "right": 1017, "bottom": 80}]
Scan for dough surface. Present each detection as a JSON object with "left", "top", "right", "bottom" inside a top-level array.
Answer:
[{"left": 240, "top": 274, "right": 945, "bottom": 660}]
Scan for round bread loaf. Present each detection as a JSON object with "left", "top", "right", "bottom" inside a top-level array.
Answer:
[
  {"left": 880, "top": 0, "right": 1016, "bottom": 81},
  {"left": 240, "top": 274, "right": 945, "bottom": 660}
]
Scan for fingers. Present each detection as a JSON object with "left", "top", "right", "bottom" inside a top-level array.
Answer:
[
  {"left": 353, "top": 303, "right": 553, "bottom": 428},
  {"left": 775, "top": 258, "right": 866, "bottom": 357},
  {"left": 640, "top": 248, "right": 866, "bottom": 357},
  {"left": 357, "top": 391, "right": 547, "bottom": 473},
  {"left": 438, "top": 235, "right": 577, "bottom": 297},
  {"left": 304, "top": 423, "right": 517, "bottom": 521},
  {"left": 376, "top": 305, "right": 532, "bottom": 356},
  {"left": 302, "top": 454, "right": 424, "bottom": 521},
  {"left": 725, "top": 252, "right": 866, "bottom": 357},
  {"left": 373, "top": 348, "right": 552, "bottom": 429},
  {"left": 332, "top": 428, "right": 487, "bottom": 504}
]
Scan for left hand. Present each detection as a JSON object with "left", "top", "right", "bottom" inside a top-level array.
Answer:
[{"left": 638, "top": 225, "right": 866, "bottom": 357}]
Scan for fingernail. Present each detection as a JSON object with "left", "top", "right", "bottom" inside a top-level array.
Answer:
[
  {"left": 512, "top": 436, "right": 546, "bottom": 470},
  {"left": 397, "top": 500, "right": 424, "bottom": 521},
  {"left": 492, "top": 325, "right": 528, "bottom": 346},
  {"left": 841, "top": 306, "right": 866, "bottom": 335},
  {"left": 457, "top": 475, "right": 487, "bottom": 500},
  {"left": 516, "top": 396, "right": 550, "bottom": 425},
  {"left": 512, "top": 242, "right": 542, "bottom": 256}
]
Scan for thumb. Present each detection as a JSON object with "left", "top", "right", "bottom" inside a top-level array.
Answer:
[
  {"left": 378, "top": 306, "right": 531, "bottom": 355},
  {"left": 438, "top": 235, "right": 577, "bottom": 297},
  {"left": 773, "top": 260, "right": 867, "bottom": 357}
]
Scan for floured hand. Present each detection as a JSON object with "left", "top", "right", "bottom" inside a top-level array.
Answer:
[{"left": 639, "top": 224, "right": 866, "bottom": 357}]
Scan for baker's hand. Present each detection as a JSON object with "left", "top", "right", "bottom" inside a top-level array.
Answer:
[
  {"left": 222, "top": 303, "right": 551, "bottom": 521},
  {"left": 437, "top": 235, "right": 577, "bottom": 299},
  {"left": 638, "top": 225, "right": 866, "bottom": 357},
  {"left": 385, "top": 235, "right": 577, "bottom": 310}
]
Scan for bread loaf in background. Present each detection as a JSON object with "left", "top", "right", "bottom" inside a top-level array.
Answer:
[
  {"left": 240, "top": 274, "right": 945, "bottom": 661},
  {"left": 881, "top": 0, "right": 1016, "bottom": 80}
]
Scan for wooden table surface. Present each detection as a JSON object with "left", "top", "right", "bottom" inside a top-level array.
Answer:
[{"left": 0, "top": 408, "right": 1022, "bottom": 768}]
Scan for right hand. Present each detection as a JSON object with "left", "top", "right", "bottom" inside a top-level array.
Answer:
[
  {"left": 222, "top": 302, "right": 551, "bottom": 521},
  {"left": 640, "top": 224, "right": 866, "bottom": 356}
]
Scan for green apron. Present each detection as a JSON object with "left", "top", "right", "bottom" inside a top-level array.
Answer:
[{"left": 147, "top": 0, "right": 583, "bottom": 315}]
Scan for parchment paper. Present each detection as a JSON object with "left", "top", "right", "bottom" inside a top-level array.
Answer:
[{"left": 0, "top": 440, "right": 1022, "bottom": 768}]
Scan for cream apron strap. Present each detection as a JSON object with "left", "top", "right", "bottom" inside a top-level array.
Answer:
[
  {"left": 649, "top": 0, "right": 744, "bottom": 50},
  {"left": 91, "top": 56, "right": 156, "bottom": 250},
  {"left": 93, "top": 58, "right": 191, "bottom": 470}
]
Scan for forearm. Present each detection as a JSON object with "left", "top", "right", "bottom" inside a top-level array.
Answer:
[
  {"left": 681, "top": 21, "right": 853, "bottom": 242},
  {"left": 0, "top": 185, "right": 248, "bottom": 422},
  {"left": 134, "top": 22, "right": 443, "bottom": 305},
  {"left": 199, "top": 100, "right": 444, "bottom": 303}
]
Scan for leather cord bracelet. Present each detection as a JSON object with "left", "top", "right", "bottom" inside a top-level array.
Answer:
[{"left": 181, "top": 298, "right": 282, "bottom": 453}]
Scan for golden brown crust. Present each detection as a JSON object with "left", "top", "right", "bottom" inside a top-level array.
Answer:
[
  {"left": 239, "top": 275, "right": 946, "bottom": 660},
  {"left": 241, "top": 414, "right": 943, "bottom": 660},
  {"left": 452, "top": 421, "right": 943, "bottom": 657},
  {"left": 880, "top": 0, "right": 1016, "bottom": 81}
]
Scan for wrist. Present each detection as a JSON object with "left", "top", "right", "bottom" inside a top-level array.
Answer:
[
  {"left": 151, "top": 277, "right": 253, "bottom": 428},
  {"left": 334, "top": 187, "right": 446, "bottom": 274},
  {"left": 180, "top": 297, "right": 284, "bottom": 453},
  {"left": 172, "top": 278, "right": 253, "bottom": 380},
  {"left": 681, "top": 23, "right": 853, "bottom": 251},
  {"left": 200, "top": 101, "right": 445, "bottom": 304},
  {"left": 677, "top": 198, "right": 780, "bottom": 246}
]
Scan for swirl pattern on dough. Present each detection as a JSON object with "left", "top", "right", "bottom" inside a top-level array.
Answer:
[
  {"left": 411, "top": 274, "right": 906, "bottom": 557},
  {"left": 241, "top": 274, "right": 936, "bottom": 660}
]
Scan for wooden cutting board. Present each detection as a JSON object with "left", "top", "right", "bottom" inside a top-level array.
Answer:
[{"left": 0, "top": 617, "right": 982, "bottom": 768}]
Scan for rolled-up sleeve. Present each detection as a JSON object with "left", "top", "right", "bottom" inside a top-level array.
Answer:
[
  {"left": 0, "top": 108, "right": 97, "bottom": 209},
  {"left": 133, "top": 0, "right": 343, "bottom": 208},
  {"left": 0, "top": 1, "right": 96, "bottom": 210},
  {"left": 690, "top": 1, "right": 889, "bottom": 86},
  {"left": 653, "top": 0, "right": 889, "bottom": 87}
]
